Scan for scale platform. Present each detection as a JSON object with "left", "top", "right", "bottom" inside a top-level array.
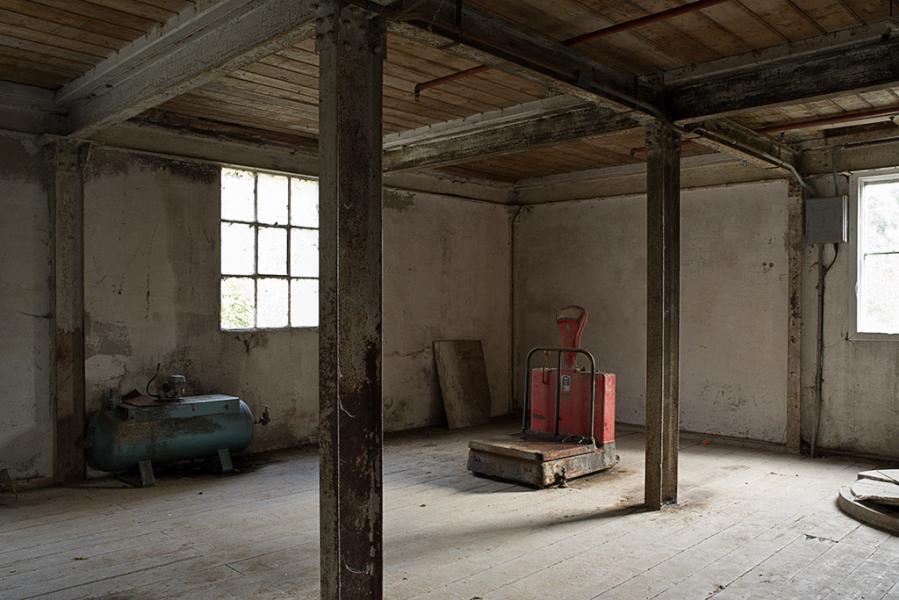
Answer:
[{"left": 468, "top": 437, "right": 618, "bottom": 488}]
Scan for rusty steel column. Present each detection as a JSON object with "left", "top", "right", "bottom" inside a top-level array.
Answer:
[
  {"left": 48, "top": 140, "right": 88, "bottom": 484},
  {"left": 644, "top": 121, "right": 681, "bottom": 510},
  {"left": 786, "top": 180, "right": 804, "bottom": 453},
  {"left": 317, "top": 2, "right": 385, "bottom": 599}
]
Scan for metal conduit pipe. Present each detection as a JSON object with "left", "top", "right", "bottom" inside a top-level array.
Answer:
[
  {"left": 683, "top": 123, "right": 810, "bottom": 188},
  {"left": 413, "top": 0, "right": 731, "bottom": 96}
]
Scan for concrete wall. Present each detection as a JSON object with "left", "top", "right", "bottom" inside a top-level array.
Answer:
[
  {"left": 0, "top": 134, "right": 53, "bottom": 481},
  {"left": 82, "top": 148, "right": 511, "bottom": 454},
  {"left": 514, "top": 180, "right": 792, "bottom": 443},
  {"left": 384, "top": 191, "right": 511, "bottom": 429},
  {"left": 5, "top": 125, "right": 896, "bottom": 483},
  {"left": 800, "top": 223, "right": 899, "bottom": 459}
]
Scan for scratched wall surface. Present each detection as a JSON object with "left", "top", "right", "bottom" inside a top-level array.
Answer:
[
  {"left": 800, "top": 229, "right": 899, "bottom": 460},
  {"left": 0, "top": 134, "right": 53, "bottom": 481},
  {"left": 82, "top": 148, "right": 511, "bottom": 454},
  {"left": 514, "top": 180, "right": 792, "bottom": 444}
]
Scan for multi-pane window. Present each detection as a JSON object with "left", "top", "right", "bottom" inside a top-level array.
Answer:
[
  {"left": 856, "top": 174, "right": 899, "bottom": 335},
  {"left": 220, "top": 167, "right": 319, "bottom": 330}
]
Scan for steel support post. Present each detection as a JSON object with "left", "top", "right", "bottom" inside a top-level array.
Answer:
[
  {"left": 786, "top": 180, "right": 804, "bottom": 453},
  {"left": 644, "top": 121, "right": 681, "bottom": 509},
  {"left": 318, "top": 2, "right": 386, "bottom": 599},
  {"left": 48, "top": 140, "right": 87, "bottom": 484}
]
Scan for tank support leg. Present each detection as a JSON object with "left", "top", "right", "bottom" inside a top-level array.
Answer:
[
  {"left": 137, "top": 460, "right": 155, "bottom": 487},
  {"left": 218, "top": 449, "right": 233, "bottom": 474}
]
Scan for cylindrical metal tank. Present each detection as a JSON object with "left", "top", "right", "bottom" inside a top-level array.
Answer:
[{"left": 86, "top": 395, "right": 254, "bottom": 473}]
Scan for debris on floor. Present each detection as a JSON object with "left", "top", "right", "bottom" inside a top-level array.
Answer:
[{"left": 837, "top": 469, "right": 899, "bottom": 535}]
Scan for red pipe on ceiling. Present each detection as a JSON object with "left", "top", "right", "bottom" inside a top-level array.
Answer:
[{"left": 414, "top": 0, "right": 731, "bottom": 96}]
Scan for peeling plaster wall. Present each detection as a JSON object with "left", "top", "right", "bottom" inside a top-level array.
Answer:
[
  {"left": 3, "top": 126, "right": 896, "bottom": 483},
  {"left": 800, "top": 232, "right": 899, "bottom": 460},
  {"left": 0, "top": 134, "right": 53, "bottom": 480},
  {"left": 514, "top": 180, "right": 791, "bottom": 444},
  {"left": 82, "top": 148, "right": 511, "bottom": 453}
]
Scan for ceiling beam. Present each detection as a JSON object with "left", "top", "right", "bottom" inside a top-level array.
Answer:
[
  {"left": 664, "top": 21, "right": 897, "bottom": 85},
  {"left": 668, "top": 31, "right": 899, "bottom": 122},
  {"left": 0, "top": 81, "right": 56, "bottom": 112},
  {"left": 380, "top": 102, "right": 797, "bottom": 175},
  {"left": 375, "top": 0, "right": 809, "bottom": 171},
  {"left": 64, "top": 0, "right": 318, "bottom": 138},
  {"left": 381, "top": 18, "right": 899, "bottom": 174},
  {"left": 0, "top": 81, "right": 64, "bottom": 134},
  {"left": 377, "top": 0, "right": 662, "bottom": 117},
  {"left": 382, "top": 96, "right": 642, "bottom": 171},
  {"left": 513, "top": 154, "right": 785, "bottom": 204},
  {"left": 14, "top": 0, "right": 887, "bottom": 178},
  {"left": 55, "top": 0, "right": 254, "bottom": 107}
]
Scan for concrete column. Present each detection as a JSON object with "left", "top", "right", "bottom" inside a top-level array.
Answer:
[
  {"left": 48, "top": 140, "right": 87, "bottom": 484},
  {"left": 644, "top": 121, "right": 680, "bottom": 509},
  {"left": 786, "top": 180, "right": 804, "bottom": 453},
  {"left": 317, "top": 2, "right": 385, "bottom": 599}
]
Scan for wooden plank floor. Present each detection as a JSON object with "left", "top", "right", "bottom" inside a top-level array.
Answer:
[{"left": 1, "top": 421, "right": 897, "bottom": 600}]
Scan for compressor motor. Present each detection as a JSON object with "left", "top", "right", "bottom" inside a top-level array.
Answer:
[{"left": 145, "top": 363, "right": 187, "bottom": 401}]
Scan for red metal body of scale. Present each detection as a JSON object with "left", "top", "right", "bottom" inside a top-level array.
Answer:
[
  {"left": 467, "top": 306, "right": 618, "bottom": 487},
  {"left": 529, "top": 306, "right": 616, "bottom": 445}
]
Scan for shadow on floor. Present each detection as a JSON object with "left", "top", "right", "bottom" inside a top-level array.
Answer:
[{"left": 386, "top": 501, "right": 649, "bottom": 566}]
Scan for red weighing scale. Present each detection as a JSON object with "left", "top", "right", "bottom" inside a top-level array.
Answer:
[{"left": 467, "top": 306, "right": 618, "bottom": 487}]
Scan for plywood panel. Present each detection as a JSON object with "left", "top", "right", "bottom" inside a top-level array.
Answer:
[{"left": 434, "top": 340, "right": 492, "bottom": 429}]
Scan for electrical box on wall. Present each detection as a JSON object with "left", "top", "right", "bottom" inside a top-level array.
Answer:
[{"left": 805, "top": 195, "right": 848, "bottom": 244}]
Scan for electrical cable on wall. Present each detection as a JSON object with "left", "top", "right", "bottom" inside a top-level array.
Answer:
[{"left": 809, "top": 151, "right": 847, "bottom": 458}]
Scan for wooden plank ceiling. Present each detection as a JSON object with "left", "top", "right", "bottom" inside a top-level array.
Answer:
[
  {"left": 0, "top": 0, "right": 194, "bottom": 88},
  {"left": 1, "top": 0, "right": 898, "bottom": 181},
  {"left": 466, "top": 0, "right": 889, "bottom": 74},
  {"left": 160, "top": 35, "right": 548, "bottom": 138}
]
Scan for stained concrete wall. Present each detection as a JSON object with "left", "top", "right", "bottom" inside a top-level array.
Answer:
[
  {"left": 0, "top": 134, "right": 53, "bottom": 481},
  {"left": 384, "top": 190, "right": 511, "bottom": 429},
  {"left": 800, "top": 228, "right": 899, "bottom": 459},
  {"left": 3, "top": 126, "right": 897, "bottom": 482},
  {"left": 82, "top": 148, "right": 511, "bottom": 453},
  {"left": 514, "top": 180, "right": 792, "bottom": 443}
]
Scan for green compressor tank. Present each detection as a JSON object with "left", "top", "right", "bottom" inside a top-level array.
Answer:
[{"left": 86, "top": 394, "right": 255, "bottom": 485}]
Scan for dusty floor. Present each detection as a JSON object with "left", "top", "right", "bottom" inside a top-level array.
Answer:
[{"left": 1, "top": 421, "right": 897, "bottom": 600}]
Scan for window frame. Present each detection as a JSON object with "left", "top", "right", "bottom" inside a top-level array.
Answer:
[
  {"left": 220, "top": 166, "right": 319, "bottom": 332},
  {"left": 848, "top": 168, "right": 899, "bottom": 342}
]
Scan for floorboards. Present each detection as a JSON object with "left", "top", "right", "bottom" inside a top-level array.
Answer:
[{"left": 0, "top": 421, "right": 895, "bottom": 599}]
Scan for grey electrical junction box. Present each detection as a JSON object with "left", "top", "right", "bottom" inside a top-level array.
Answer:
[{"left": 805, "top": 195, "right": 848, "bottom": 244}]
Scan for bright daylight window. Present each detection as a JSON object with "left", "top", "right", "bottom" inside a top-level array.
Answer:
[
  {"left": 857, "top": 175, "right": 899, "bottom": 335},
  {"left": 220, "top": 167, "right": 319, "bottom": 330}
]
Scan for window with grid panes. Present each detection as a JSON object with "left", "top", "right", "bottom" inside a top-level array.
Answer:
[
  {"left": 220, "top": 167, "right": 319, "bottom": 330},
  {"left": 855, "top": 173, "right": 899, "bottom": 336}
]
